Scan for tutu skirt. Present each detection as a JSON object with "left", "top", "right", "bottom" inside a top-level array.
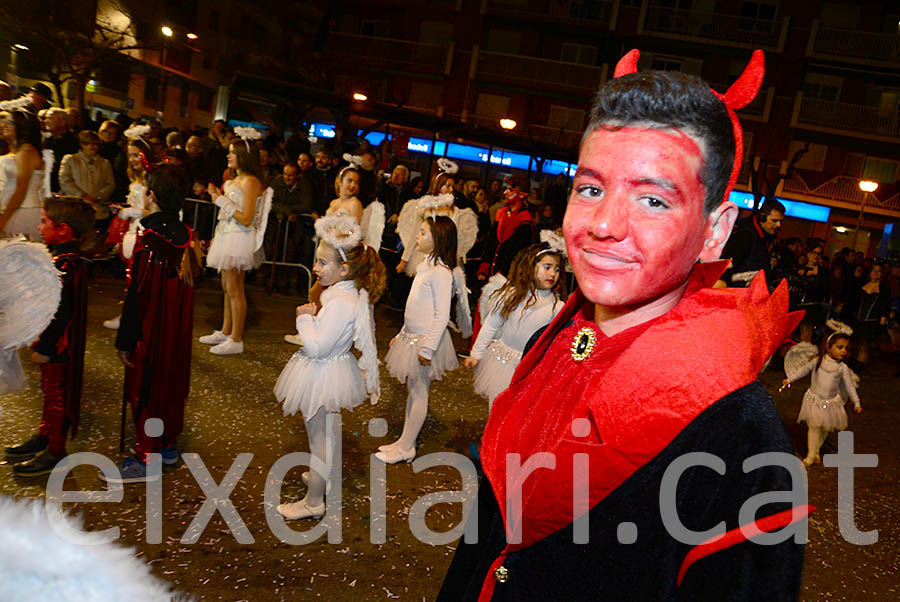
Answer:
[
  {"left": 798, "top": 389, "right": 848, "bottom": 431},
  {"left": 473, "top": 340, "right": 521, "bottom": 407},
  {"left": 385, "top": 328, "right": 458, "bottom": 383},
  {"left": 274, "top": 351, "right": 366, "bottom": 420},
  {"left": 206, "top": 222, "right": 263, "bottom": 272}
]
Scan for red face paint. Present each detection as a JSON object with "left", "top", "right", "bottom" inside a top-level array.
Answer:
[{"left": 563, "top": 127, "right": 716, "bottom": 314}]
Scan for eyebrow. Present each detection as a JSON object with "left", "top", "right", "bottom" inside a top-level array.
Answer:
[{"left": 632, "top": 177, "right": 678, "bottom": 193}]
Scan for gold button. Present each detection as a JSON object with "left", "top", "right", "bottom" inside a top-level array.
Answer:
[{"left": 494, "top": 565, "right": 510, "bottom": 583}]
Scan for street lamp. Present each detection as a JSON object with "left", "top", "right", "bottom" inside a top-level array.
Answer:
[
  {"left": 186, "top": 32, "right": 198, "bottom": 40},
  {"left": 853, "top": 180, "right": 879, "bottom": 251},
  {"left": 500, "top": 118, "right": 517, "bottom": 130},
  {"left": 352, "top": 92, "right": 367, "bottom": 102},
  {"left": 161, "top": 26, "right": 173, "bottom": 37}
]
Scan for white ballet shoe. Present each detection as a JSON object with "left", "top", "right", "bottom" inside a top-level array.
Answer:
[
  {"left": 300, "top": 471, "right": 331, "bottom": 495},
  {"left": 284, "top": 333, "right": 303, "bottom": 345},
  {"left": 103, "top": 316, "right": 120, "bottom": 330},
  {"left": 375, "top": 447, "right": 416, "bottom": 464},
  {"left": 277, "top": 499, "right": 325, "bottom": 520},
  {"left": 210, "top": 338, "right": 244, "bottom": 355},
  {"left": 377, "top": 442, "right": 399, "bottom": 452},
  {"left": 199, "top": 330, "right": 229, "bottom": 345}
]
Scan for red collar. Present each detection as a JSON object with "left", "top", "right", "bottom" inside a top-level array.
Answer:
[{"left": 477, "top": 262, "right": 801, "bottom": 599}]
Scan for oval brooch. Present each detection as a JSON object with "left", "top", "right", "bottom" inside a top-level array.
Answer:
[{"left": 570, "top": 326, "right": 597, "bottom": 362}]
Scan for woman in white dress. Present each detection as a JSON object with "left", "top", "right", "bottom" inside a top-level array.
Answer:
[
  {"left": 200, "top": 138, "right": 269, "bottom": 355},
  {"left": 0, "top": 106, "right": 50, "bottom": 239}
]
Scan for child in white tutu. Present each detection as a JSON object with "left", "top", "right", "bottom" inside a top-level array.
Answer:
[
  {"left": 273, "top": 215, "right": 386, "bottom": 519},
  {"left": 378, "top": 215, "right": 471, "bottom": 464},
  {"left": 783, "top": 321, "right": 862, "bottom": 467},
  {"left": 464, "top": 232, "right": 568, "bottom": 408},
  {"left": 200, "top": 130, "right": 272, "bottom": 355}
]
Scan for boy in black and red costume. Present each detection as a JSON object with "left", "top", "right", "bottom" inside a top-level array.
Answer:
[
  {"left": 478, "top": 179, "right": 534, "bottom": 282},
  {"left": 6, "top": 197, "right": 94, "bottom": 476},
  {"left": 102, "top": 164, "right": 201, "bottom": 484},
  {"left": 438, "top": 50, "right": 810, "bottom": 601}
]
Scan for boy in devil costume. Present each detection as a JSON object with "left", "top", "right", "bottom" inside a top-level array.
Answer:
[
  {"left": 102, "top": 164, "right": 201, "bottom": 484},
  {"left": 7, "top": 197, "right": 94, "bottom": 476},
  {"left": 437, "top": 50, "right": 810, "bottom": 601},
  {"left": 477, "top": 179, "right": 534, "bottom": 282}
]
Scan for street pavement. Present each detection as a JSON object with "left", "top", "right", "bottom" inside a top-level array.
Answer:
[{"left": 0, "top": 272, "right": 897, "bottom": 601}]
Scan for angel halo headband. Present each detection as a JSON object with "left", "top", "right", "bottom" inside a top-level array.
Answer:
[
  {"left": 436, "top": 157, "right": 458, "bottom": 175},
  {"left": 612, "top": 48, "right": 765, "bottom": 206},
  {"left": 233, "top": 125, "right": 262, "bottom": 152},
  {"left": 537, "top": 229, "right": 567, "bottom": 259},
  {"left": 417, "top": 193, "right": 454, "bottom": 213},
  {"left": 0, "top": 96, "right": 35, "bottom": 113},
  {"left": 314, "top": 215, "right": 363, "bottom": 262},
  {"left": 825, "top": 319, "right": 853, "bottom": 346}
]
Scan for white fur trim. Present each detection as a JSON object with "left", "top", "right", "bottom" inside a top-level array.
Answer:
[
  {"left": 315, "top": 215, "right": 363, "bottom": 255},
  {"left": 123, "top": 124, "right": 151, "bottom": 140},
  {"left": 416, "top": 193, "right": 454, "bottom": 212},
  {"left": 437, "top": 157, "right": 458, "bottom": 174}
]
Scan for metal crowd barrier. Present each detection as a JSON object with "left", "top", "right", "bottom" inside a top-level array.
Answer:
[{"left": 183, "top": 197, "right": 315, "bottom": 298}]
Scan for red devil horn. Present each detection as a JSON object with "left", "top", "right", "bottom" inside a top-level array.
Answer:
[
  {"left": 721, "top": 49, "right": 765, "bottom": 110},
  {"left": 613, "top": 49, "right": 641, "bottom": 78}
]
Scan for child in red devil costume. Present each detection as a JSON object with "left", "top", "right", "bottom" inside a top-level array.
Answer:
[
  {"left": 102, "top": 164, "right": 201, "bottom": 484},
  {"left": 438, "top": 50, "right": 810, "bottom": 601},
  {"left": 6, "top": 197, "right": 94, "bottom": 477}
]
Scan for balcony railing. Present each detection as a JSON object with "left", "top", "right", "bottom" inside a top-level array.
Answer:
[
  {"left": 782, "top": 173, "right": 900, "bottom": 214},
  {"left": 641, "top": 5, "right": 788, "bottom": 51},
  {"left": 477, "top": 51, "right": 607, "bottom": 93},
  {"left": 324, "top": 32, "right": 452, "bottom": 75},
  {"left": 483, "top": 0, "right": 615, "bottom": 28},
  {"left": 795, "top": 95, "right": 900, "bottom": 142},
  {"left": 808, "top": 22, "right": 900, "bottom": 65},
  {"left": 528, "top": 123, "right": 583, "bottom": 149}
]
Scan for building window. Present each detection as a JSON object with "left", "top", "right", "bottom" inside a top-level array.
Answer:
[
  {"left": 420, "top": 21, "right": 453, "bottom": 45},
  {"left": 198, "top": 87, "right": 214, "bottom": 112},
  {"left": 560, "top": 43, "right": 597, "bottom": 66},
  {"left": 863, "top": 158, "right": 898, "bottom": 184},
  {"left": 209, "top": 10, "right": 220, "bottom": 32},
  {"left": 548, "top": 105, "right": 585, "bottom": 131},
  {"left": 145, "top": 76, "right": 160, "bottom": 103},
  {"left": 650, "top": 56, "right": 683, "bottom": 72},
  {"left": 803, "top": 73, "right": 842, "bottom": 101}
]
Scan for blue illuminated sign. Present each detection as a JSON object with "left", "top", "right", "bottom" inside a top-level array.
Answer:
[{"left": 728, "top": 191, "right": 831, "bottom": 223}]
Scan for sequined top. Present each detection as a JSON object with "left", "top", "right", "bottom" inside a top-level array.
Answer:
[
  {"left": 792, "top": 355, "right": 859, "bottom": 405},
  {"left": 470, "top": 288, "right": 563, "bottom": 360}
]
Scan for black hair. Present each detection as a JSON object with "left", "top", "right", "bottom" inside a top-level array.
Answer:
[
  {"left": 146, "top": 164, "right": 191, "bottom": 213},
  {"left": 426, "top": 215, "right": 458, "bottom": 270},
  {"left": 586, "top": 70, "right": 734, "bottom": 213},
  {"left": 759, "top": 198, "right": 786, "bottom": 220},
  {"left": 5, "top": 110, "right": 42, "bottom": 151}
]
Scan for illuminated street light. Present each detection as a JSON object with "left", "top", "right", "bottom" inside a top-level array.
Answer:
[
  {"left": 12, "top": 44, "right": 29, "bottom": 51},
  {"left": 186, "top": 32, "right": 198, "bottom": 40},
  {"left": 161, "top": 26, "right": 173, "bottom": 37},
  {"left": 859, "top": 180, "right": 878, "bottom": 193},
  {"left": 352, "top": 92, "right": 368, "bottom": 102},
  {"left": 500, "top": 118, "right": 517, "bottom": 130}
]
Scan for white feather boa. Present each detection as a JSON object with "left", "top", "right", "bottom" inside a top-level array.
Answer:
[
  {"left": 0, "top": 496, "right": 192, "bottom": 601},
  {"left": 353, "top": 289, "right": 380, "bottom": 402}
]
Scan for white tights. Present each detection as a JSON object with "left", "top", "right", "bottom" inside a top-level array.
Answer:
[
  {"left": 303, "top": 410, "right": 338, "bottom": 508},
  {"left": 805, "top": 426, "right": 828, "bottom": 462},
  {"left": 393, "top": 371, "right": 432, "bottom": 452}
]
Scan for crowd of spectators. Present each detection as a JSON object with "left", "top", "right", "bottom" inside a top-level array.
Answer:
[{"left": 28, "top": 108, "right": 569, "bottom": 302}]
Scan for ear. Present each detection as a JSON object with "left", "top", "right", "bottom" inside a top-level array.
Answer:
[
  {"left": 700, "top": 201, "right": 738, "bottom": 262},
  {"left": 339, "top": 261, "right": 351, "bottom": 279},
  {"left": 57, "top": 221, "right": 74, "bottom": 241}
]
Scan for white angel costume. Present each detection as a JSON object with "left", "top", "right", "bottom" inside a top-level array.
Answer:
[
  {"left": 274, "top": 280, "right": 379, "bottom": 420},
  {"left": 206, "top": 181, "right": 272, "bottom": 271},
  {"left": 360, "top": 201, "right": 385, "bottom": 251},
  {"left": 785, "top": 342, "right": 860, "bottom": 432},
  {"left": 396, "top": 193, "right": 478, "bottom": 276},
  {"left": 471, "top": 289, "right": 563, "bottom": 407},
  {"left": 0, "top": 149, "right": 53, "bottom": 240},
  {"left": 385, "top": 256, "right": 471, "bottom": 382},
  {"left": 118, "top": 181, "right": 145, "bottom": 260},
  {"left": 0, "top": 240, "right": 62, "bottom": 394}
]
